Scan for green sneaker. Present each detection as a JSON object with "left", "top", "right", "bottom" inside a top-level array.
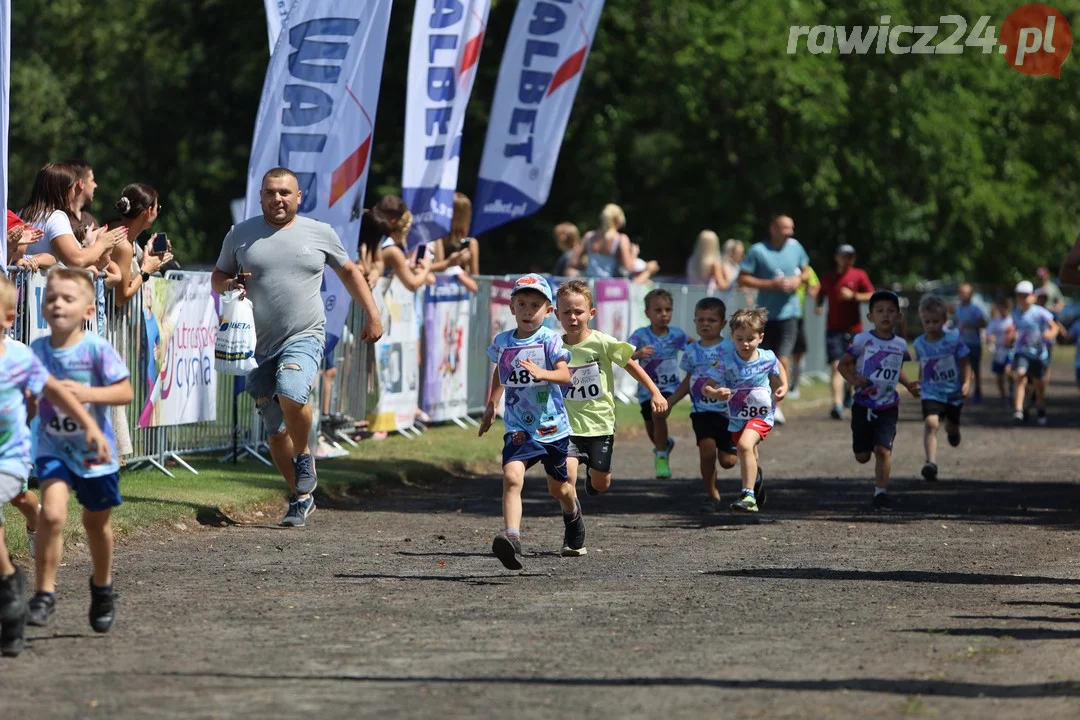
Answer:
[
  {"left": 730, "top": 491, "right": 759, "bottom": 513},
  {"left": 654, "top": 453, "right": 671, "bottom": 479}
]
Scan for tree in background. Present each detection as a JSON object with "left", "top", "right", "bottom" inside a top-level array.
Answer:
[{"left": 7, "top": 0, "right": 1078, "bottom": 286}]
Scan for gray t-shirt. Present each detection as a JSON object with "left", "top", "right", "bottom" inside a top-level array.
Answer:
[{"left": 215, "top": 215, "right": 349, "bottom": 356}]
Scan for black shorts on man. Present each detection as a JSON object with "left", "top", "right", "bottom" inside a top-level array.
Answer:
[
  {"left": 825, "top": 331, "right": 853, "bottom": 364},
  {"left": 691, "top": 412, "right": 737, "bottom": 455},
  {"left": 850, "top": 404, "right": 899, "bottom": 454},
  {"left": 762, "top": 318, "right": 799, "bottom": 359},
  {"left": 567, "top": 435, "right": 615, "bottom": 473}
]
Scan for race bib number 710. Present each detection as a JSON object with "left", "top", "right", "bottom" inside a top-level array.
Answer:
[{"left": 564, "top": 362, "right": 602, "bottom": 402}]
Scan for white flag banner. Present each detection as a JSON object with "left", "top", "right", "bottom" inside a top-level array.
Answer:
[
  {"left": 470, "top": 0, "right": 604, "bottom": 236},
  {"left": 245, "top": 0, "right": 393, "bottom": 351},
  {"left": 264, "top": 0, "right": 293, "bottom": 53},
  {"left": 0, "top": 0, "right": 9, "bottom": 266},
  {"left": 402, "top": 0, "right": 490, "bottom": 250}
]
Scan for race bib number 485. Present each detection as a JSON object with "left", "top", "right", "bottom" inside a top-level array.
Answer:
[{"left": 501, "top": 345, "right": 546, "bottom": 388}]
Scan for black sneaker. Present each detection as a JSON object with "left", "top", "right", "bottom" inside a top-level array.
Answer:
[
  {"left": 947, "top": 431, "right": 961, "bottom": 447},
  {"left": 561, "top": 504, "right": 586, "bottom": 557},
  {"left": 89, "top": 579, "right": 115, "bottom": 634},
  {"left": 829, "top": 405, "right": 842, "bottom": 420},
  {"left": 26, "top": 591, "right": 56, "bottom": 627},
  {"left": 753, "top": 467, "right": 766, "bottom": 508},
  {"left": 584, "top": 469, "right": 598, "bottom": 496},
  {"left": 0, "top": 567, "right": 27, "bottom": 657},
  {"left": 872, "top": 492, "right": 892, "bottom": 511},
  {"left": 492, "top": 534, "right": 524, "bottom": 570},
  {"left": 921, "top": 462, "right": 938, "bottom": 482}
]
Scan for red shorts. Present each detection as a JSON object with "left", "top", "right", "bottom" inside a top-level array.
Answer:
[{"left": 732, "top": 418, "right": 772, "bottom": 444}]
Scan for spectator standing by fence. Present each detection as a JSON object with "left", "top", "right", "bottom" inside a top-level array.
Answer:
[
  {"left": 67, "top": 160, "right": 98, "bottom": 231},
  {"left": 737, "top": 214, "right": 812, "bottom": 424},
  {"left": 816, "top": 244, "right": 875, "bottom": 420},
  {"left": 212, "top": 168, "right": 383, "bottom": 527},
  {"left": 686, "top": 230, "right": 734, "bottom": 293},
  {"left": 552, "top": 222, "right": 582, "bottom": 277},
  {"left": 430, "top": 192, "right": 479, "bottom": 293}
]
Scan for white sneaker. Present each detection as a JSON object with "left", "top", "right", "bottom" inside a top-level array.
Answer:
[
  {"left": 774, "top": 406, "right": 787, "bottom": 425},
  {"left": 788, "top": 387, "right": 801, "bottom": 401},
  {"left": 27, "top": 530, "right": 36, "bottom": 559}
]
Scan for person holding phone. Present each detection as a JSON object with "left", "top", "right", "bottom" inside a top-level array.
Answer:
[
  {"left": 105, "top": 184, "right": 174, "bottom": 308},
  {"left": 371, "top": 196, "right": 438, "bottom": 291},
  {"left": 429, "top": 192, "right": 480, "bottom": 293}
]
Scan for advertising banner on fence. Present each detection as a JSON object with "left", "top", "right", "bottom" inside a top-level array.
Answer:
[
  {"left": 470, "top": 0, "right": 605, "bottom": 235},
  {"left": 422, "top": 277, "right": 471, "bottom": 421},
  {"left": 138, "top": 274, "right": 218, "bottom": 428},
  {"left": 594, "top": 278, "right": 634, "bottom": 401},
  {"left": 245, "top": 0, "right": 392, "bottom": 353},
  {"left": 24, "top": 270, "right": 96, "bottom": 344},
  {"left": 403, "top": 0, "right": 490, "bottom": 250},
  {"left": 368, "top": 277, "right": 420, "bottom": 432}
]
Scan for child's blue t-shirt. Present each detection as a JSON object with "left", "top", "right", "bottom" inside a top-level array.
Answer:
[
  {"left": 487, "top": 326, "right": 571, "bottom": 443},
  {"left": 679, "top": 339, "right": 728, "bottom": 415},
  {"left": 627, "top": 325, "right": 689, "bottom": 402},
  {"left": 847, "top": 331, "right": 912, "bottom": 410},
  {"left": 0, "top": 340, "right": 48, "bottom": 481},
  {"left": 709, "top": 345, "right": 780, "bottom": 432},
  {"left": 1070, "top": 320, "right": 1080, "bottom": 368},
  {"left": 914, "top": 330, "right": 970, "bottom": 404},
  {"left": 1011, "top": 306, "right": 1054, "bottom": 361},
  {"left": 32, "top": 333, "right": 130, "bottom": 477},
  {"left": 953, "top": 302, "right": 987, "bottom": 347}
]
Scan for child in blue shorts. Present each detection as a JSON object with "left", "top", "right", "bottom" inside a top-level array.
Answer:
[
  {"left": 0, "top": 275, "right": 109, "bottom": 656},
  {"left": 914, "top": 296, "right": 972, "bottom": 482},
  {"left": 953, "top": 283, "right": 986, "bottom": 404},
  {"left": 479, "top": 274, "right": 579, "bottom": 570},
  {"left": 28, "top": 268, "right": 133, "bottom": 634},
  {"left": 986, "top": 296, "right": 1014, "bottom": 406}
]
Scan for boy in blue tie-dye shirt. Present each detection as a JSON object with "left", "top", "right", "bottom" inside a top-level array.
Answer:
[
  {"left": 702, "top": 308, "right": 787, "bottom": 513},
  {"left": 839, "top": 291, "right": 920, "bottom": 511},
  {"left": 627, "top": 288, "right": 689, "bottom": 479},
  {"left": 27, "top": 268, "right": 133, "bottom": 635},
  {"left": 480, "top": 274, "right": 578, "bottom": 570},
  {"left": 0, "top": 275, "right": 109, "bottom": 657},
  {"left": 914, "top": 295, "right": 972, "bottom": 483}
]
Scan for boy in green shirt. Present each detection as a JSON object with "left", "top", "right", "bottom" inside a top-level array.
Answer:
[{"left": 555, "top": 280, "right": 668, "bottom": 499}]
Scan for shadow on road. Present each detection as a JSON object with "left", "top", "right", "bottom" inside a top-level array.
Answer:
[
  {"left": 144, "top": 670, "right": 1080, "bottom": 698},
  {"left": 707, "top": 567, "right": 1080, "bottom": 585}
]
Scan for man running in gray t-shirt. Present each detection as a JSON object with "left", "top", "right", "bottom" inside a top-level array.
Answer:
[{"left": 213, "top": 168, "right": 382, "bottom": 526}]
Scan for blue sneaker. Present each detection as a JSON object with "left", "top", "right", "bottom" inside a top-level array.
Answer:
[
  {"left": 281, "top": 494, "right": 315, "bottom": 527},
  {"left": 972, "top": 390, "right": 983, "bottom": 405},
  {"left": 293, "top": 453, "right": 317, "bottom": 495}
]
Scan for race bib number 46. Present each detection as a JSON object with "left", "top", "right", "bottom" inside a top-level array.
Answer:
[
  {"left": 564, "top": 362, "right": 602, "bottom": 402},
  {"left": 46, "top": 410, "right": 82, "bottom": 436},
  {"left": 501, "top": 345, "right": 546, "bottom": 387}
]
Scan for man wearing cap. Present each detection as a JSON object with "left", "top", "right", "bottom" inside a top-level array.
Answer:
[
  {"left": 738, "top": 214, "right": 812, "bottom": 424},
  {"left": 816, "top": 245, "right": 875, "bottom": 419}
]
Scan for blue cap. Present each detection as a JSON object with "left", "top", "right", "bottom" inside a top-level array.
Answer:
[{"left": 510, "top": 273, "right": 553, "bottom": 303}]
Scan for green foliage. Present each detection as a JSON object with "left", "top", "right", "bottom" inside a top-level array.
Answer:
[{"left": 7, "top": 0, "right": 1079, "bottom": 285}]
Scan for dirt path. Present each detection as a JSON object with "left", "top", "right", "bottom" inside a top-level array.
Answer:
[{"left": 4, "top": 378, "right": 1080, "bottom": 719}]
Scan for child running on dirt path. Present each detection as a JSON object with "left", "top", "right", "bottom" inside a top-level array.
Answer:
[
  {"left": 27, "top": 268, "right": 133, "bottom": 634},
  {"left": 839, "top": 290, "right": 920, "bottom": 511},
  {"left": 1009, "top": 281, "right": 1059, "bottom": 426},
  {"left": 664, "top": 297, "right": 738, "bottom": 512},
  {"left": 628, "top": 289, "right": 688, "bottom": 479},
  {"left": 953, "top": 283, "right": 987, "bottom": 404},
  {"left": 986, "top": 296, "right": 1014, "bottom": 406},
  {"left": 914, "top": 295, "right": 972, "bottom": 483},
  {"left": 555, "top": 280, "right": 667, "bottom": 498},
  {"left": 703, "top": 308, "right": 786, "bottom": 513},
  {"left": 479, "top": 274, "right": 581, "bottom": 570},
  {"left": 0, "top": 275, "right": 109, "bottom": 657}
]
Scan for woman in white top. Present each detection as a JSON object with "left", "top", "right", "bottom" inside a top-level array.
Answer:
[
  {"left": 685, "top": 230, "right": 734, "bottom": 292},
  {"left": 106, "top": 184, "right": 174, "bottom": 307},
  {"left": 429, "top": 192, "right": 479, "bottom": 293},
  {"left": 19, "top": 162, "right": 124, "bottom": 268}
]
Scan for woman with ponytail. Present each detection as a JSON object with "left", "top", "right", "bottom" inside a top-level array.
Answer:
[{"left": 107, "top": 184, "right": 174, "bottom": 308}]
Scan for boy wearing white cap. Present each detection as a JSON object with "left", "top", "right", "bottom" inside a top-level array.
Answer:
[{"left": 1010, "top": 280, "right": 1059, "bottom": 425}]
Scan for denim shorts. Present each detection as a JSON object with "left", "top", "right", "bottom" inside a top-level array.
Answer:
[
  {"left": 247, "top": 336, "right": 324, "bottom": 436},
  {"left": 35, "top": 457, "right": 122, "bottom": 513}
]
